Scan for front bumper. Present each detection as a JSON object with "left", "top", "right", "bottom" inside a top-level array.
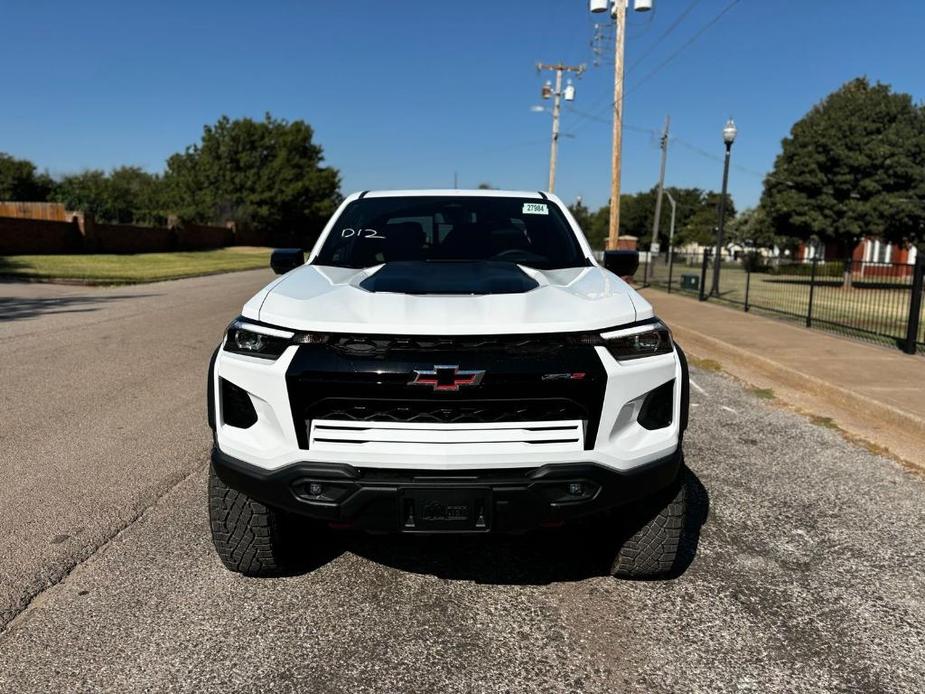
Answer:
[
  {"left": 210, "top": 337, "right": 686, "bottom": 474},
  {"left": 212, "top": 445, "right": 682, "bottom": 533}
]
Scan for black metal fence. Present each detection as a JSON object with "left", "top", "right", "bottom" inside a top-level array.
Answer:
[{"left": 639, "top": 250, "right": 925, "bottom": 355}]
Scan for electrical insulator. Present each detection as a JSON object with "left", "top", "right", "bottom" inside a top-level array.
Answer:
[
  {"left": 634, "top": 0, "right": 653, "bottom": 10},
  {"left": 563, "top": 80, "right": 576, "bottom": 102},
  {"left": 541, "top": 81, "right": 552, "bottom": 100},
  {"left": 589, "top": 0, "right": 609, "bottom": 13}
]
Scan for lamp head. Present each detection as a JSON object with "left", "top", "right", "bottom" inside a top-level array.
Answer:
[{"left": 723, "top": 118, "right": 737, "bottom": 145}]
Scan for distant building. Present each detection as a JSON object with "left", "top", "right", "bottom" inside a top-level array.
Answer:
[{"left": 795, "top": 237, "right": 917, "bottom": 265}]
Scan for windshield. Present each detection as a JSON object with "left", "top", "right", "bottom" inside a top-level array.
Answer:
[{"left": 313, "top": 196, "right": 588, "bottom": 270}]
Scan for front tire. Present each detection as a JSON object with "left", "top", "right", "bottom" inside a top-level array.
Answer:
[
  {"left": 208, "top": 465, "right": 291, "bottom": 576},
  {"left": 610, "top": 469, "right": 688, "bottom": 578}
]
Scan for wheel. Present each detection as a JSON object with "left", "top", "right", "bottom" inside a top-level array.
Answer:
[
  {"left": 610, "top": 469, "right": 688, "bottom": 578},
  {"left": 208, "top": 464, "right": 291, "bottom": 576}
]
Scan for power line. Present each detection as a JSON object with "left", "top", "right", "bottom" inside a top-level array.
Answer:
[
  {"left": 625, "top": 0, "right": 704, "bottom": 76},
  {"left": 556, "top": 109, "right": 795, "bottom": 191},
  {"left": 671, "top": 136, "right": 796, "bottom": 188},
  {"left": 563, "top": 105, "right": 656, "bottom": 137},
  {"left": 573, "top": 0, "right": 724, "bottom": 132},
  {"left": 571, "top": 0, "right": 741, "bottom": 134},
  {"left": 625, "top": 0, "right": 741, "bottom": 97}
]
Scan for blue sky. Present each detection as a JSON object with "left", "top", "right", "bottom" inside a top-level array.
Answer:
[{"left": 1, "top": 1, "right": 923, "bottom": 211}]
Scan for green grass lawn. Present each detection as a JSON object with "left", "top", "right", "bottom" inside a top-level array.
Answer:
[
  {"left": 641, "top": 258, "right": 924, "bottom": 348},
  {"left": 0, "top": 247, "right": 273, "bottom": 284}
]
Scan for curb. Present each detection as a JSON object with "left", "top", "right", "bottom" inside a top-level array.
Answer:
[
  {"left": 0, "top": 266, "right": 268, "bottom": 287},
  {"left": 671, "top": 323, "right": 925, "bottom": 470}
]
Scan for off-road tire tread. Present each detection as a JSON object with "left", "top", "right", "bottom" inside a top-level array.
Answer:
[
  {"left": 209, "top": 465, "right": 288, "bottom": 576},
  {"left": 611, "top": 471, "right": 687, "bottom": 578}
]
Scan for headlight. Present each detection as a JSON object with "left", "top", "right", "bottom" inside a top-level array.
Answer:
[
  {"left": 224, "top": 320, "right": 293, "bottom": 359},
  {"left": 223, "top": 319, "right": 328, "bottom": 359},
  {"left": 601, "top": 320, "right": 673, "bottom": 361}
]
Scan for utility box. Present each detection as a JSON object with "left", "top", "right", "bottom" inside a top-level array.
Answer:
[{"left": 681, "top": 273, "right": 699, "bottom": 291}]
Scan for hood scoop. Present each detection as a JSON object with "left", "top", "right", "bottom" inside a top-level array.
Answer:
[{"left": 359, "top": 261, "right": 539, "bottom": 295}]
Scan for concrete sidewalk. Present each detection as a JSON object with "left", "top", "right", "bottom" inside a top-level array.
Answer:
[{"left": 642, "top": 288, "right": 925, "bottom": 468}]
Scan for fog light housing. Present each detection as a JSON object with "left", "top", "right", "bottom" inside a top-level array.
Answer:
[
  {"left": 637, "top": 379, "right": 674, "bottom": 430},
  {"left": 220, "top": 378, "right": 258, "bottom": 429},
  {"left": 537, "top": 480, "right": 599, "bottom": 504}
]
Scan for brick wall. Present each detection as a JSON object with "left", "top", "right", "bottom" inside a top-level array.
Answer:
[
  {"left": 86, "top": 221, "right": 177, "bottom": 253},
  {"left": 0, "top": 216, "right": 83, "bottom": 254},
  {"left": 1, "top": 215, "right": 242, "bottom": 255},
  {"left": 176, "top": 223, "right": 233, "bottom": 250},
  {"left": 231, "top": 227, "right": 271, "bottom": 247}
]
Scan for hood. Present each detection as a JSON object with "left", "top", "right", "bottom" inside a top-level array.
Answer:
[{"left": 244, "top": 262, "right": 652, "bottom": 335}]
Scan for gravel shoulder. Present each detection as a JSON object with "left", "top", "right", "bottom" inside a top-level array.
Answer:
[{"left": 1, "top": 365, "right": 922, "bottom": 693}]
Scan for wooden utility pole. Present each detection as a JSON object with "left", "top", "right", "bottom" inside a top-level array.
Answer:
[
  {"left": 607, "top": 0, "right": 628, "bottom": 249},
  {"left": 650, "top": 115, "right": 670, "bottom": 249},
  {"left": 537, "top": 62, "right": 585, "bottom": 194},
  {"left": 548, "top": 67, "right": 563, "bottom": 192}
]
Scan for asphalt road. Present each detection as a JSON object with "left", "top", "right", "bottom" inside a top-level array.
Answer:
[{"left": 1, "top": 272, "right": 924, "bottom": 693}]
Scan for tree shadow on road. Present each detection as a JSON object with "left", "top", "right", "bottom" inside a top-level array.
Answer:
[
  {"left": 310, "top": 466, "right": 709, "bottom": 586},
  {"left": 0, "top": 288, "right": 158, "bottom": 322}
]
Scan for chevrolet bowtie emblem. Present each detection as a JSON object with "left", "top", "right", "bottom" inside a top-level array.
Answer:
[{"left": 409, "top": 365, "right": 485, "bottom": 392}]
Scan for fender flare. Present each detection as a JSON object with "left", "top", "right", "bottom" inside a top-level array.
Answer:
[
  {"left": 207, "top": 346, "right": 219, "bottom": 432},
  {"left": 675, "top": 343, "right": 690, "bottom": 433}
]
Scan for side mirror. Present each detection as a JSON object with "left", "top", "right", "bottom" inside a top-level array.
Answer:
[
  {"left": 270, "top": 248, "right": 304, "bottom": 275},
  {"left": 603, "top": 250, "right": 639, "bottom": 277}
]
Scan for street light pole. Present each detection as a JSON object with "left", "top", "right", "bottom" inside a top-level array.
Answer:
[{"left": 710, "top": 118, "right": 737, "bottom": 298}]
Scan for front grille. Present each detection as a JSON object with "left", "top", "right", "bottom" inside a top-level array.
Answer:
[
  {"left": 326, "top": 333, "right": 597, "bottom": 359},
  {"left": 306, "top": 398, "right": 588, "bottom": 425}
]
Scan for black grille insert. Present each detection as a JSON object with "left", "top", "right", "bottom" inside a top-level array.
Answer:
[{"left": 325, "top": 333, "right": 599, "bottom": 359}]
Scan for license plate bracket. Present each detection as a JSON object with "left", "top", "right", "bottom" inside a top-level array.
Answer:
[{"left": 401, "top": 488, "right": 491, "bottom": 531}]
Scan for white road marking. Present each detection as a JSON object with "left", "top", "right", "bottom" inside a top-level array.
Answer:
[
  {"left": 690, "top": 379, "right": 707, "bottom": 395},
  {"left": 721, "top": 405, "right": 738, "bottom": 414}
]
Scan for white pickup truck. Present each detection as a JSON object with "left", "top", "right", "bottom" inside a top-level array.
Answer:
[{"left": 207, "top": 189, "right": 690, "bottom": 578}]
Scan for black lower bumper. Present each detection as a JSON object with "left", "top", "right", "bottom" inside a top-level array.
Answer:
[{"left": 211, "top": 447, "right": 682, "bottom": 534}]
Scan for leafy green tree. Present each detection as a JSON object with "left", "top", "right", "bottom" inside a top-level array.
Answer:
[
  {"left": 568, "top": 198, "right": 593, "bottom": 237},
  {"left": 108, "top": 167, "right": 167, "bottom": 225},
  {"left": 52, "top": 170, "right": 111, "bottom": 220},
  {"left": 726, "top": 206, "right": 779, "bottom": 249},
  {"left": 0, "top": 153, "right": 54, "bottom": 201},
  {"left": 674, "top": 191, "right": 736, "bottom": 247},
  {"left": 761, "top": 77, "right": 925, "bottom": 251},
  {"left": 575, "top": 187, "right": 733, "bottom": 250},
  {"left": 164, "top": 114, "right": 341, "bottom": 243},
  {"left": 52, "top": 167, "right": 165, "bottom": 224}
]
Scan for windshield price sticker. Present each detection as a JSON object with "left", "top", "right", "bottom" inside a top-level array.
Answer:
[{"left": 522, "top": 203, "right": 548, "bottom": 215}]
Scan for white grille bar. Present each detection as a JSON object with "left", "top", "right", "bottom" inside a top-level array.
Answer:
[{"left": 309, "top": 419, "right": 585, "bottom": 454}]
